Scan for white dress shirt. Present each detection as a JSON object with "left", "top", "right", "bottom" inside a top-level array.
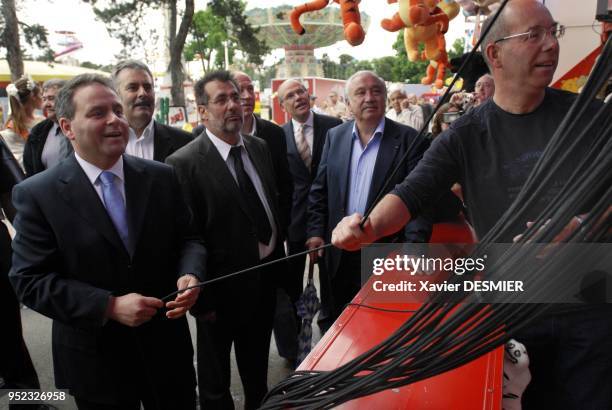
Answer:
[
  {"left": 207, "top": 130, "right": 277, "bottom": 259},
  {"left": 387, "top": 105, "right": 424, "bottom": 131},
  {"left": 291, "top": 111, "right": 314, "bottom": 155},
  {"left": 125, "top": 119, "right": 155, "bottom": 160},
  {"left": 74, "top": 153, "right": 126, "bottom": 205}
]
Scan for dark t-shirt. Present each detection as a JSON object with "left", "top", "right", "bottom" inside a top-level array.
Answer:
[{"left": 392, "top": 87, "right": 597, "bottom": 242}]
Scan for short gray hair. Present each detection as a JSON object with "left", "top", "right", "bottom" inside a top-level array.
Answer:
[
  {"left": 111, "top": 59, "right": 153, "bottom": 88},
  {"left": 42, "top": 79, "right": 66, "bottom": 92},
  {"left": 55, "top": 74, "right": 114, "bottom": 120},
  {"left": 345, "top": 70, "right": 387, "bottom": 99},
  {"left": 479, "top": 9, "right": 509, "bottom": 70}
]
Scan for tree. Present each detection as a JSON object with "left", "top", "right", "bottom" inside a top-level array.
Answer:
[
  {"left": 86, "top": 0, "right": 194, "bottom": 106},
  {"left": 183, "top": 9, "right": 227, "bottom": 73},
  {"left": 208, "top": 0, "right": 269, "bottom": 67},
  {"left": 1, "top": 0, "right": 51, "bottom": 80},
  {"left": 390, "top": 32, "right": 465, "bottom": 83}
]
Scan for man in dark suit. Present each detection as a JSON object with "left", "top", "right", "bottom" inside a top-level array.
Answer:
[
  {"left": 233, "top": 71, "right": 293, "bottom": 233},
  {"left": 23, "top": 78, "right": 71, "bottom": 176},
  {"left": 307, "top": 71, "right": 433, "bottom": 327},
  {"left": 275, "top": 78, "right": 341, "bottom": 358},
  {"left": 166, "top": 71, "right": 285, "bottom": 410},
  {"left": 112, "top": 60, "right": 193, "bottom": 162},
  {"left": 9, "top": 74, "right": 206, "bottom": 409},
  {"left": 1, "top": 137, "right": 43, "bottom": 408}
]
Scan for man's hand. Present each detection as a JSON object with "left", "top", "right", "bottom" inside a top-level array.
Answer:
[
  {"left": 332, "top": 213, "right": 375, "bottom": 251},
  {"left": 513, "top": 216, "right": 585, "bottom": 244},
  {"left": 106, "top": 293, "right": 163, "bottom": 327},
  {"left": 306, "top": 236, "right": 325, "bottom": 262},
  {"left": 166, "top": 274, "right": 201, "bottom": 319}
]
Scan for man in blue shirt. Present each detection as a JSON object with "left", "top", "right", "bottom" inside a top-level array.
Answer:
[{"left": 306, "top": 70, "right": 436, "bottom": 327}]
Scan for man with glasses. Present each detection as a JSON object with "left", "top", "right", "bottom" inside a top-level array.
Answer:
[
  {"left": 167, "top": 71, "right": 285, "bottom": 410},
  {"left": 276, "top": 79, "right": 341, "bottom": 359},
  {"left": 331, "top": 1, "right": 610, "bottom": 409}
]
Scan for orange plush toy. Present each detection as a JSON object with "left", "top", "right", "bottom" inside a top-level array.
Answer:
[
  {"left": 290, "top": 0, "right": 366, "bottom": 46},
  {"left": 381, "top": 0, "right": 459, "bottom": 88}
]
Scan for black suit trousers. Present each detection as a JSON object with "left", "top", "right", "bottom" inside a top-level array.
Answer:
[
  {"left": 196, "top": 250, "right": 280, "bottom": 410},
  {"left": 0, "top": 223, "right": 40, "bottom": 393}
]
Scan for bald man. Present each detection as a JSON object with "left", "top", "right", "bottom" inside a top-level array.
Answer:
[
  {"left": 474, "top": 73, "right": 495, "bottom": 106},
  {"left": 332, "top": 2, "right": 611, "bottom": 409},
  {"left": 276, "top": 79, "right": 341, "bottom": 357}
]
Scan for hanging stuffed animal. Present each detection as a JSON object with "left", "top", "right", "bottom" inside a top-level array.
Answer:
[
  {"left": 290, "top": 0, "right": 366, "bottom": 46},
  {"left": 381, "top": 0, "right": 459, "bottom": 88}
]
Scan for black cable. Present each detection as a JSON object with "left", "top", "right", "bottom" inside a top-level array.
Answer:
[
  {"left": 261, "top": 18, "right": 612, "bottom": 410},
  {"left": 345, "top": 302, "right": 418, "bottom": 313},
  {"left": 160, "top": 243, "right": 331, "bottom": 302}
]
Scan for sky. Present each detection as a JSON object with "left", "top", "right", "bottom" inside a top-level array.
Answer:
[{"left": 19, "top": 0, "right": 470, "bottom": 66}]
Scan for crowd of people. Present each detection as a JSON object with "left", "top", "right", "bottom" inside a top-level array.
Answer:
[{"left": 1, "top": 0, "right": 610, "bottom": 409}]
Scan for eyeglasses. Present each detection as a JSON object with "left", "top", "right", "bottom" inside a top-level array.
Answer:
[
  {"left": 282, "top": 88, "right": 307, "bottom": 102},
  {"left": 494, "top": 24, "right": 565, "bottom": 45}
]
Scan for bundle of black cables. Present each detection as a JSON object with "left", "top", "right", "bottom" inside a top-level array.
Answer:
[{"left": 259, "top": 11, "right": 612, "bottom": 410}]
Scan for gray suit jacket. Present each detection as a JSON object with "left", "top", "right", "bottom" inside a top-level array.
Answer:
[{"left": 307, "top": 118, "right": 433, "bottom": 279}]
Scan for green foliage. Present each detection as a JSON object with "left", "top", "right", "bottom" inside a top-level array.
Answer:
[
  {"left": 0, "top": 8, "right": 52, "bottom": 62},
  {"left": 84, "top": 0, "right": 160, "bottom": 50},
  {"left": 320, "top": 33, "right": 466, "bottom": 84},
  {"left": 183, "top": 9, "right": 227, "bottom": 71},
  {"left": 21, "top": 23, "right": 50, "bottom": 51},
  {"left": 208, "top": 0, "right": 269, "bottom": 66},
  {"left": 80, "top": 61, "right": 113, "bottom": 72}
]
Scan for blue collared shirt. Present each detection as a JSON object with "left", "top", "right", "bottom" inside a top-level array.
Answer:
[{"left": 346, "top": 117, "right": 385, "bottom": 215}]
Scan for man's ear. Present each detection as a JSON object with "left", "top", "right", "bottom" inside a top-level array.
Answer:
[
  {"left": 197, "top": 105, "right": 207, "bottom": 122},
  {"left": 486, "top": 43, "right": 502, "bottom": 69},
  {"left": 59, "top": 118, "right": 75, "bottom": 141},
  {"left": 279, "top": 101, "right": 287, "bottom": 113}
]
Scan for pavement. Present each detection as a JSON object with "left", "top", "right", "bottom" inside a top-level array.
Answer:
[{"left": 1, "top": 272, "right": 324, "bottom": 410}]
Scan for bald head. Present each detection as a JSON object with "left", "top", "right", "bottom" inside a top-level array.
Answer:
[
  {"left": 278, "top": 78, "right": 311, "bottom": 122},
  {"left": 475, "top": 74, "right": 495, "bottom": 103},
  {"left": 480, "top": 0, "right": 553, "bottom": 69},
  {"left": 231, "top": 71, "right": 255, "bottom": 117},
  {"left": 480, "top": 0, "right": 559, "bottom": 113}
]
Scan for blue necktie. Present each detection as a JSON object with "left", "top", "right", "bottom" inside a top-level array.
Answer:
[{"left": 99, "top": 171, "right": 130, "bottom": 251}]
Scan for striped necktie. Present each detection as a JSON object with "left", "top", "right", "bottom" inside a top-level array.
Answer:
[{"left": 295, "top": 123, "right": 312, "bottom": 169}]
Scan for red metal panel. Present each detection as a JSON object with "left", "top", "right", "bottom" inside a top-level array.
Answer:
[
  {"left": 299, "top": 220, "right": 503, "bottom": 409},
  {"left": 299, "top": 294, "right": 503, "bottom": 409}
]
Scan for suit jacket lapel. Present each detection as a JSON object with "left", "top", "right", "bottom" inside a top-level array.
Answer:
[
  {"left": 123, "top": 155, "right": 150, "bottom": 255},
  {"left": 33, "top": 120, "right": 54, "bottom": 170},
  {"left": 153, "top": 122, "right": 170, "bottom": 162},
  {"left": 337, "top": 125, "right": 354, "bottom": 210},
  {"left": 366, "top": 120, "right": 400, "bottom": 210},
  {"left": 198, "top": 133, "right": 255, "bottom": 225},
  {"left": 312, "top": 113, "right": 326, "bottom": 173},
  {"left": 244, "top": 136, "right": 280, "bottom": 228},
  {"left": 57, "top": 156, "right": 127, "bottom": 255}
]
